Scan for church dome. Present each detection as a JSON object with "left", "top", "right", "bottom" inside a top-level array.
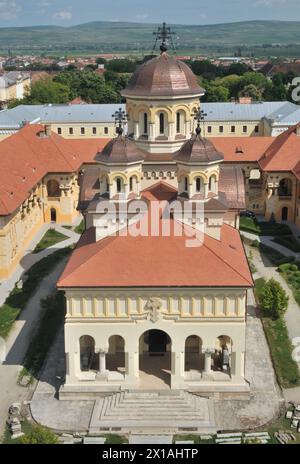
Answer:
[
  {"left": 122, "top": 52, "right": 205, "bottom": 98},
  {"left": 95, "top": 135, "right": 145, "bottom": 164},
  {"left": 174, "top": 132, "right": 224, "bottom": 164}
]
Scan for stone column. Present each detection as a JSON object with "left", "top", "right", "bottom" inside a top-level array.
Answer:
[
  {"left": 171, "top": 350, "right": 184, "bottom": 389},
  {"left": 125, "top": 351, "right": 139, "bottom": 387},
  {"left": 202, "top": 349, "right": 214, "bottom": 380},
  {"left": 99, "top": 350, "right": 107, "bottom": 374},
  {"left": 134, "top": 122, "right": 139, "bottom": 140},
  {"left": 204, "top": 183, "right": 209, "bottom": 199},
  {"left": 149, "top": 123, "right": 155, "bottom": 141},
  {"left": 168, "top": 122, "right": 175, "bottom": 141}
]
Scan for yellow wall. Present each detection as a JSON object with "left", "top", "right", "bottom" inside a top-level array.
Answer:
[{"left": 0, "top": 172, "right": 80, "bottom": 280}]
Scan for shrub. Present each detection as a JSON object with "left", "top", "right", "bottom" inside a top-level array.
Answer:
[
  {"left": 259, "top": 278, "right": 289, "bottom": 319},
  {"left": 295, "top": 292, "right": 300, "bottom": 306},
  {"left": 21, "top": 425, "right": 58, "bottom": 444},
  {"left": 279, "top": 263, "right": 293, "bottom": 273},
  {"left": 290, "top": 264, "right": 298, "bottom": 272}
]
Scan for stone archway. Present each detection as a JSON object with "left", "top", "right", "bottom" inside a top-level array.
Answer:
[
  {"left": 138, "top": 329, "right": 172, "bottom": 389},
  {"left": 106, "top": 335, "right": 125, "bottom": 375}
]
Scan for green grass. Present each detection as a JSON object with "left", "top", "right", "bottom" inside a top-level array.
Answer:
[
  {"left": 104, "top": 434, "right": 128, "bottom": 444},
  {"left": 254, "top": 277, "right": 300, "bottom": 389},
  {"left": 18, "top": 291, "right": 65, "bottom": 386},
  {"left": 33, "top": 228, "right": 68, "bottom": 253},
  {"left": 278, "top": 262, "right": 300, "bottom": 306},
  {"left": 2, "top": 421, "right": 36, "bottom": 444},
  {"left": 262, "top": 316, "right": 300, "bottom": 388},
  {"left": 273, "top": 235, "right": 300, "bottom": 252},
  {"left": 0, "top": 247, "right": 71, "bottom": 339},
  {"left": 74, "top": 220, "right": 85, "bottom": 235},
  {"left": 240, "top": 217, "right": 292, "bottom": 236}
]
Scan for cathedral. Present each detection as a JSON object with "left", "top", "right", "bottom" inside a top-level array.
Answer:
[{"left": 57, "top": 32, "right": 253, "bottom": 398}]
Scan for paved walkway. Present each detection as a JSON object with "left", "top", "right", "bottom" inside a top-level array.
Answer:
[
  {"left": 0, "top": 221, "right": 81, "bottom": 306},
  {"left": 241, "top": 230, "right": 299, "bottom": 259},
  {"left": 0, "top": 259, "right": 68, "bottom": 437},
  {"left": 0, "top": 217, "right": 82, "bottom": 438},
  {"left": 246, "top": 244, "right": 300, "bottom": 403}
]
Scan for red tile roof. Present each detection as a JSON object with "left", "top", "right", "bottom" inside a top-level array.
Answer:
[
  {"left": 57, "top": 218, "right": 253, "bottom": 289},
  {"left": 0, "top": 125, "right": 107, "bottom": 216},
  {"left": 211, "top": 137, "right": 272, "bottom": 163},
  {"left": 259, "top": 125, "right": 300, "bottom": 172}
]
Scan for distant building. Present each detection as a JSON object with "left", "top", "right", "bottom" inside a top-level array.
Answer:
[{"left": 0, "top": 71, "right": 30, "bottom": 108}]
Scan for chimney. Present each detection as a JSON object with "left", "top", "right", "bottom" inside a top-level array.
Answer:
[
  {"left": 239, "top": 97, "right": 252, "bottom": 104},
  {"left": 45, "top": 124, "right": 51, "bottom": 137}
]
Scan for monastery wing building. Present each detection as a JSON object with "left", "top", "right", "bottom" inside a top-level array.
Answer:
[{"left": 57, "top": 45, "right": 254, "bottom": 397}]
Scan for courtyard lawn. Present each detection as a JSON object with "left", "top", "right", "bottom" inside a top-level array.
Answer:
[
  {"left": 0, "top": 247, "right": 71, "bottom": 339},
  {"left": 254, "top": 278, "right": 300, "bottom": 389},
  {"left": 273, "top": 235, "right": 300, "bottom": 253},
  {"left": 33, "top": 228, "right": 68, "bottom": 253},
  {"left": 18, "top": 291, "right": 65, "bottom": 386},
  {"left": 278, "top": 262, "right": 300, "bottom": 306},
  {"left": 74, "top": 220, "right": 84, "bottom": 235},
  {"left": 240, "top": 217, "right": 292, "bottom": 236}
]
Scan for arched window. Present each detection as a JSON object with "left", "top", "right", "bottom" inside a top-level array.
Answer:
[
  {"left": 159, "top": 113, "right": 165, "bottom": 135},
  {"left": 47, "top": 179, "right": 60, "bottom": 197},
  {"left": 209, "top": 175, "right": 217, "bottom": 193},
  {"left": 116, "top": 177, "right": 122, "bottom": 193},
  {"left": 129, "top": 177, "right": 133, "bottom": 191},
  {"left": 143, "top": 113, "right": 148, "bottom": 134},
  {"left": 196, "top": 177, "right": 201, "bottom": 192},
  {"left": 176, "top": 112, "right": 181, "bottom": 133}
]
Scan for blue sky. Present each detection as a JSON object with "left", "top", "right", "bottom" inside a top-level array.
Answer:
[{"left": 1, "top": 0, "right": 300, "bottom": 27}]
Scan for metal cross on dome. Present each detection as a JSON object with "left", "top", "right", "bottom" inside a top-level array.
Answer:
[
  {"left": 153, "top": 22, "right": 176, "bottom": 53},
  {"left": 192, "top": 106, "right": 207, "bottom": 136},
  {"left": 112, "top": 107, "right": 128, "bottom": 136}
]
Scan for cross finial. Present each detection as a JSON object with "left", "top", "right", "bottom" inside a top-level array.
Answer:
[
  {"left": 112, "top": 107, "right": 128, "bottom": 136},
  {"left": 153, "top": 22, "right": 175, "bottom": 54},
  {"left": 192, "top": 105, "right": 207, "bottom": 136}
]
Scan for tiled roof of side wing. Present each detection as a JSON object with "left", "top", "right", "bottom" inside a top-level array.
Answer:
[
  {"left": 1, "top": 102, "right": 300, "bottom": 128},
  {"left": 0, "top": 104, "right": 126, "bottom": 127},
  {"left": 40, "top": 103, "right": 125, "bottom": 123},
  {"left": 0, "top": 105, "right": 43, "bottom": 127},
  {"left": 201, "top": 101, "right": 298, "bottom": 122}
]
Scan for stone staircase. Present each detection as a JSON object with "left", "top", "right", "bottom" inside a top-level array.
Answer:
[{"left": 89, "top": 390, "right": 216, "bottom": 433}]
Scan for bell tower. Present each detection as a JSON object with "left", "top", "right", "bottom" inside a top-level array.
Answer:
[{"left": 122, "top": 23, "right": 205, "bottom": 154}]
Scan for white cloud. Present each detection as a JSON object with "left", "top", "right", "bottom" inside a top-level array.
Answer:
[
  {"left": 53, "top": 10, "right": 72, "bottom": 21},
  {"left": 254, "top": 0, "right": 286, "bottom": 6},
  {"left": 0, "top": 1, "right": 22, "bottom": 20},
  {"left": 135, "top": 14, "right": 148, "bottom": 20}
]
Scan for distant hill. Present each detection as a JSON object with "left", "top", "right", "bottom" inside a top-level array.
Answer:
[{"left": 2, "top": 20, "right": 300, "bottom": 54}]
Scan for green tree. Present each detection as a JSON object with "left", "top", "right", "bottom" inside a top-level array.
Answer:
[
  {"left": 21, "top": 425, "right": 59, "bottom": 444},
  {"left": 11, "top": 78, "right": 71, "bottom": 105},
  {"left": 54, "top": 69, "right": 119, "bottom": 103},
  {"left": 239, "top": 84, "right": 263, "bottom": 101},
  {"left": 202, "top": 81, "right": 230, "bottom": 102},
  {"left": 259, "top": 278, "right": 289, "bottom": 319}
]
